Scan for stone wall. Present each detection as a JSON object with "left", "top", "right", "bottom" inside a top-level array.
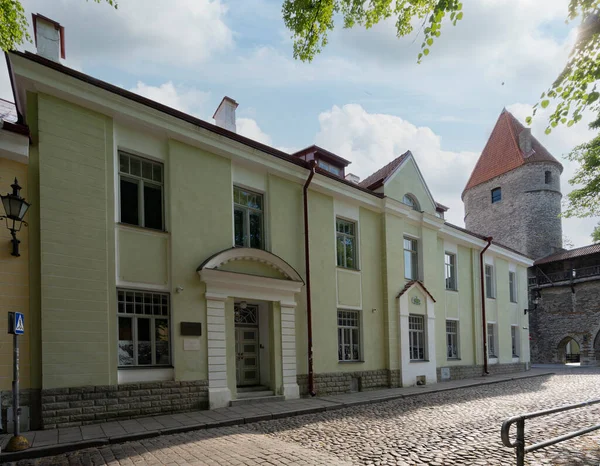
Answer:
[
  {"left": 1, "top": 388, "right": 41, "bottom": 432},
  {"left": 463, "top": 163, "right": 562, "bottom": 260},
  {"left": 530, "top": 279, "right": 600, "bottom": 364},
  {"left": 41, "top": 380, "right": 208, "bottom": 429},
  {"left": 298, "top": 370, "right": 389, "bottom": 396},
  {"left": 436, "top": 363, "right": 527, "bottom": 382}
]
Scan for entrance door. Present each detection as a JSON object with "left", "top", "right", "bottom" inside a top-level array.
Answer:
[{"left": 234, "top": 302, "right": 260, "bottom": 386}]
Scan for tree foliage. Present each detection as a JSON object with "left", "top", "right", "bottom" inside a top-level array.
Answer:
[
  {"left": 282, "top": 0, "right": 464, "bottom": 62},
  {"left": 563, "top": 134, "right": 600, "bottom": 218},
  {"left": 592, "top": 222, "right": 600, "bottom": 242},
  {"left": 0, "top": 0, "right": 117, "bottom": 52}
]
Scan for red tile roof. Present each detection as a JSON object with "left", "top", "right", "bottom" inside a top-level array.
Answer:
[
  {"left": 359, "top": 151, "right": 411, "bottom": 189},
  {"left": 396, "top": 280, "right": 436, "bottom": 302},
  {"left": 534, "top": 243, "right": 600, "bottom": 265},
  {"left": 463, "top": 110, "right": 563, "bottom": 196}
]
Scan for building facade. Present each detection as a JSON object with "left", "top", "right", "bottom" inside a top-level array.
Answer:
[{"left": 0, "top": 19, "right": 532, "bottom": 430}]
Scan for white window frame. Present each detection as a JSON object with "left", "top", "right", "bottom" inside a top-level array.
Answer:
[
  {"left": 118, "top": 151, "right": 165, "bottom": 230},
  {"left": 487, "top": 323, "right": 497, "bottom": 359},
  {"left": 509, "top": 271, "right": 517, "bottom": 303},
  {"left": 446, "top": 319, "right": 459, "bottom": 359},
  {"left": 233, "top": 185, "right": 265, "bottom": 249},
  {"left": 318, "top": 159, "right": 342, "bottom": 177},
  {"left": 337, "top": 309, "right": 361, "bottom": 361},
  {"left": 404, "top": 237, "right": 419, "bottom": 280},
  {"left": 409, "top": 314, "right": 426, "bottom": 361},
  {"left": 336, "top": 218, "right": 358, "bottom": 269},
  {"left": 117, "top": 288, "right": 171, "bottom": 367},
  {"left": 511, "top": 325, "right": 520, "bottom": 358},
  {"left": 485, "top": 264, "right": 496, "bottom": 299},
  {"left": 402, "top": 194, "right": 420, "bottom": 211},
  {"left": 445, "top": 252, "right": 457, "bottom": 291}
]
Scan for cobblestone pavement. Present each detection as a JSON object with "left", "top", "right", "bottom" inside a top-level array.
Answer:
[{"left": 9, "top": 368, "right": 600, "bottom": 465}]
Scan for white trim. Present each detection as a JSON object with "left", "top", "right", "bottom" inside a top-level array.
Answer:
[{"left": 0, "top": 128, "right": 29, "bottom": 164}]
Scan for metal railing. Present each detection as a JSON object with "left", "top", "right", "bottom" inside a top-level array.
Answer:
[
  {"left": 501, "top": 398, "right": 600, "bottom": 465},
  {"left": 528, "top": 265, "right": 600, "bottom": 286}
]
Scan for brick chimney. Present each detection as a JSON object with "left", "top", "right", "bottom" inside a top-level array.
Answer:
[
  {"left": 32, "top": 14, "right": 65, "bottom": 62},
  {"left": 213, "top": 96, "right": 238, "bottom": 133}
]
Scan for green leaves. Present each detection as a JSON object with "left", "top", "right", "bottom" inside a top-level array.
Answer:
[{"left": 563, "top": 134, "right": 600, "bottom": 218}]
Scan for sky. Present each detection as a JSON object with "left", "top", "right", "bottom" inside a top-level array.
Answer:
[{"left": 1, "top": 0, "right": 598, "bottom": 248}]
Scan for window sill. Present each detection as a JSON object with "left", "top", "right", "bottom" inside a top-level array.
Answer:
[
  {"left": 118, "top": 223, "right": 169, "bottom": 235},
  {"left": 512, "top": 357, "right": 520, "bottom": 362},
  {"left": 338, "top": 360, "right": 364, "bottom": 364},
  {"left": 447, "top": 357, "right": 461, "bottom": 361},
  {"left": 486, "top": 297, "right": 496, "bottom": 300},
  {"left": 337, "top": 266, "right": 361, "bottom": 272},
  {"left": 118, "top": 365, "right": 174, "bottom": 370},
  {"left": 410, "top": 360, "right": 430, "bottom": 363},
  {"left": 510, "top": 301, "right": 518, "bottom": 304},
  {"left": 488, "top": 357, "right": 499, "bottom": 364},
  {"left": 445, "top": 289, "right": 459, "bottom": 293}
]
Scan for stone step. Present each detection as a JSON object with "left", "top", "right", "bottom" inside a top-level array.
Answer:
[
  {"left": 237, "top": 385, "right": 271, "bottom": 393},
  {"left": 230, "top": 395, "right": 284, "bottom": 406},
  {"left": 237, "top": 390, "right": 274, "bottom": 399}
]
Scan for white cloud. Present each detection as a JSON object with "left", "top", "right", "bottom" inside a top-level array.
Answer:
[
  {"left": 129, "top": 81, "right": 209, "bottom": 117},
  {"left": 314, "top": 104, "right": 478, "bottom": 224},
  {"left": 237, "top": 118, "right": 272, "bottom": 145}
]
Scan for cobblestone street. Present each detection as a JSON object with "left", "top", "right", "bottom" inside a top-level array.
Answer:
[{"left": 9, "top": 367, "right": 600, "bottom": 466}]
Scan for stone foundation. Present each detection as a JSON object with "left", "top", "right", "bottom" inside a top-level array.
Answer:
[
  {"left": 1, "top": 388, "right": 42, "bottom": 431},
  {"left": 436, "top": 363, "right": 528, "bottom": 382},
  {"left": 41, "top": 380, "right": 208, "bottom": 429},
  {"left": 298, "top": 370, "right": 389, "bottom": 396}
]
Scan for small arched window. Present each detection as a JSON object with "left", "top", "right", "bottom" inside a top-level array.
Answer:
[
  {"left": 402, "top": 194, "right": 420, "bottom": 211},
  {"left": 545, "top": 171, "right": 552, "bottom": 184}
]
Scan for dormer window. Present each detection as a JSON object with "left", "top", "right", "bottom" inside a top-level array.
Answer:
[
  {"left": 318, "top": 159, "right": 342, "bottom": 177},
  {"left": 402, "top": 194, "right": 420, "bottom": 211}
]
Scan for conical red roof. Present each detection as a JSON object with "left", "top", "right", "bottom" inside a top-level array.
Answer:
[{"left": 462, "top": 110, "right": 562, "bottom": 197}]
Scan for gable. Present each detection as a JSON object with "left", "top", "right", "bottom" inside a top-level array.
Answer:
[
  {"left": 382, "top": 156, "right": 437, "bottom": 215},
  {"left": 407, "top": 287, "right": 427, "bottom": 315}
]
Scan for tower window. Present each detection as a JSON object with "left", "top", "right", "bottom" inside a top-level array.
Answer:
[
  {"left": 545, "top": 171, "right": 552, "bottom": 184},
  {"left": 491, "top": 187, "right": 502, "bottom": 203}
]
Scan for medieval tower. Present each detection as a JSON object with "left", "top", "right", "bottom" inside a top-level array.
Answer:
[{"left": 463, "top": 109, "right": 564, "bottom": 260}]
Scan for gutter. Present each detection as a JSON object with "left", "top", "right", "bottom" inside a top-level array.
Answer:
[
  {"left": 303, "top": 160, "right": 317, "bottom": 396},
  {"left": 480, "top": 237, "right": 493, "bottom": 375}
]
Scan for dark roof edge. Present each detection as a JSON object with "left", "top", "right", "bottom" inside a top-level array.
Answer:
[
  {"left": 534, "top": 244, "right": 600, "bottom": 265},
  {"left": 1, "top": 120, "right": 30, "bottom": 136}
]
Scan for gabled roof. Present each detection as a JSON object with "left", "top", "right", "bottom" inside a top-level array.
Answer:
[
  {"left": 397, "top": 280, "right": 436, "bottom": 302},
  {"left": 534, "top": 243, "right": 600, "bottom": 266},
  {"left": 463, "top": 109, "right": 563, "bottom": 196},
  {"left": 359, "top": 151, "right": 411, "bottom": 190}
]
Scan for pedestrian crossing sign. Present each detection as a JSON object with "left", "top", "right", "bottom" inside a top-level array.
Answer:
[{"left": 12, "top": 312, "right": 25, "bottom": 335}]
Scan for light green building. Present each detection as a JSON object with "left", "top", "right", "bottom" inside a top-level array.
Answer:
[{"left": 0, "top": 18, "right": 533, "bottom": 430}]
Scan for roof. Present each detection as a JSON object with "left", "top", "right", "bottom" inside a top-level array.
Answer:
[
  {"left": 397, "top": 280, "right": 436, "bottom": 302},
  {"left": 534, "top": 243, "right": 600, "bottom": 266},
  {"left": 359, "top": 151, "right": 411, "bottom": 189},
  {"left": 293, "top": 145, "right": 352, "bottom": 167},
  {"left": 463, "top": 109, "right": 563, "bottom": 195},
  {"left": 0, "top": 98, "right": 18, "bottom": 122},
  {"left": 435, "top": 202, "right": 449, "bottom": 212}
]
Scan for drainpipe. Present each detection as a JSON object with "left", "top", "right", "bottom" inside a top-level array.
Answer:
[
  {"left": 303, "top": 160, "right": 317, "bottom": 396},
  {"left": 480, "top": 237, "right": 493, "bottom": 375}
]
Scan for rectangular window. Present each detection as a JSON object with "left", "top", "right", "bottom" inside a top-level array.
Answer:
[
  {"left": 117, "top": 289, "right": 170, "bottom": 367},
  {"left": 336, "top": 218, "right": 357, "bottom": 269},
  {"left": 487, "top": 323, "right": 497, "bottom": 358},
  {"left": 511, "top": 326, "right": 519, "bottom": 357},
  {"left": 485, "top": 264, "right": 496, "bottom": 298},
  {"left": 409, "top": 315, "right": 425, "bottom": 361},
  {"left": 337, "top": 310, "right": 360, "bottom": 361},
  {"left": 446, "top": 320, "right": 459, "bottom": 359},
  {"left": 404, "top": 237, "right": 418, "bottom": 280},
  {"left": 491, "top": 187, "right": 502, "bottom": 203},
  {"left": 509, "top": 271, "right": 517, "bottom": 303},
  {"left": 234, "top": 186, "right": 264, "bottom": 249},
  {"left": 445, "top": 253, "right": 457, "bottom": 290},
  {"left": 545, "top": 171, "right": 552, "bottom": 184},
  {"left": 119, "top": 152, "right": 164, "bottom": 230},
  {"left": 318, "top": 159, "right": 342, "bottom": 177}
]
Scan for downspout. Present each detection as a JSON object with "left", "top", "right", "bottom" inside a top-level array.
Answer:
[
  {"left": 480, "top": 237, "right": 493, "bottom": 375},
  {"left": 303, "top": 160, "right": 317, "bottom": 396}
]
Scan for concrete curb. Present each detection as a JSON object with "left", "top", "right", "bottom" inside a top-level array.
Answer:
[{"left": 0, "top": 371, "right": 554, "bottom": 463}]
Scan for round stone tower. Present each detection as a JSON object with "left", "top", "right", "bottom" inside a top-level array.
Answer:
[{"left": 462, "top": 109, "right": 563, "bottom": 260}]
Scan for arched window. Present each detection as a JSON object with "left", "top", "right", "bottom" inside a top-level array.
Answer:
[
  {"left": 545, "top": 171, "right": 552, "bottom": 184},
  {"left": 402, "top": 194, "right": 420, "bottom": 211}
]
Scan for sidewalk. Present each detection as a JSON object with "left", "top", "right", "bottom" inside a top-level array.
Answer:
[{"left": 0, "top": 369, "right": 553, "bottom": 463}]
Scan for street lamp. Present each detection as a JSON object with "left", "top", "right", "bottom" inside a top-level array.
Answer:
[
  {"left": 524, "top": 289, "right": 541, "bottom": 315},
  {"left": 0, "top": 178, "right": 31, "bottom": 257}
]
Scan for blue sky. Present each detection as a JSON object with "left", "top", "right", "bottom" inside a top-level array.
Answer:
[{"left": 1, "top": 0, "right": 598, "bottom": 247}]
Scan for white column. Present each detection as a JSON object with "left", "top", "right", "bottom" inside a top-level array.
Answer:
[
  {"left": 280, "top": 302, "right": 300, "bottom": 399},
  {"left": 206, "top": 293, "right": 231, "bottom": 409}
]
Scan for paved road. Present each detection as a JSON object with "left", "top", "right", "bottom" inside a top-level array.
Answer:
[{"left": 10, "top": 367, "right": 600, "bottom": 465}]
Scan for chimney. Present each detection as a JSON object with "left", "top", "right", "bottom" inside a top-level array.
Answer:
[
  {"left": 518, "top": 128, "right": 533, "bottom": 155},
  {"left": 32, "top": 14, "right": 65, "bottom": 62},
  {"left": 345, "top": 173, "right": 360, "bottom": 184},
  {"left": 213, "top": 96, "right": 238, "bottom": 133}
]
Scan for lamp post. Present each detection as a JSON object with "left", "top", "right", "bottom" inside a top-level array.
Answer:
[{"left": 0, "top": 178, "right": 30, "bottom": 257}]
